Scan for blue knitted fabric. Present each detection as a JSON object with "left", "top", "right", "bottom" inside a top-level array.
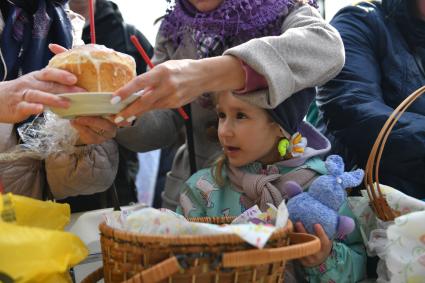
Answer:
[
  {"left": 309, "top": 155, "right": 364, "bottom": 211},
  {"left": 287, "top": 193, "right": 339, "bottom": 238},
  {"left": 286, "top": 155, "right": 364, "bottom": 239}
]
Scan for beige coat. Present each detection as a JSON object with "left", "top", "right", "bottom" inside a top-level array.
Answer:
[
  {"left": 0, "top": 9, "right": 119, "bottom": 200},
  {"left": 116, "top": 3, "right": 345, "bottom": 210}
]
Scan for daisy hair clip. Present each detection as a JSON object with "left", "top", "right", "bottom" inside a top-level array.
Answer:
[{"left": 278, "top": 132, "right": 307, "bottom": 159}]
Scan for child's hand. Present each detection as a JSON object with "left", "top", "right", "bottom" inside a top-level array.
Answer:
[{"left": 295, "top": 222, "right": 333, "bottom": 267}]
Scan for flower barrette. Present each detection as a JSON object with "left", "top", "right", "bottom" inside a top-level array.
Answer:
[
  {"left": 278, "top": 132, "right": 307, "bottom": 159},
  {"left": 289, "top": 132, "right": 307, "bottom": 157}
]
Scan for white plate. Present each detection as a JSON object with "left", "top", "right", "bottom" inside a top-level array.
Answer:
[{"left": 49, "top": 92, "right": 139, "bottom": 119}]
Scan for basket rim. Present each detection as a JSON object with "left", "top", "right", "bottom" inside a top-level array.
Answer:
[{"left": 99, "top": 218, "right": 293, "bottom": 246}]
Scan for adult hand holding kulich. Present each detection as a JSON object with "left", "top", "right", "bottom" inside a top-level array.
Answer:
[
  {"left": 47, "top": 43, "right": 137, "bottom": 143},
  {"left": 71, "top": 116, "right": 117, "bottom": 145},
  {"left": 110, "top": 55, "right": 246, "bottom": 124},
  {"left": 0, "top": 68, "right": 82, "bottom": 124}
]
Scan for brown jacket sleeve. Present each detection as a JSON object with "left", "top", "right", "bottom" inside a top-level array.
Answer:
[{"left": 46, "top": 140, "right": 119, "bottom": 199}]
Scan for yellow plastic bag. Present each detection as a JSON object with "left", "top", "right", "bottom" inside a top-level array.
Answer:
[
  {"left": 0, "top": 193, "right": 88, "bottom": 283},
  {"left": 0, "top": 193, "right": 70, "bottom": 229}
]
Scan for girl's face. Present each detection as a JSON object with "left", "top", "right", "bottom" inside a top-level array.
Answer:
[
  {"left": 217, "top": 92, "right": 284, "bottom": 167},
  {"left": 188, "top": 0, "right": 224, "bottom": 12}
]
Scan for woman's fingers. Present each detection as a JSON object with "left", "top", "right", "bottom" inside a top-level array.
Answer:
[
  {"left": 36, "top": 81, "right": 83, "bottom": 95},
  {"left": 15, "top": 102, "right": 44, "bottom": 119},
  {"left": 22, "top": 89, "right": 71, "bottom": 109},
  {"left": 34, "top": 68, "right": 78, "bottom": 85},
  {"left": 110, "top": 59, "right": 206, "bottom": 123},
  {"left": 0, "top": 66, "right": 84, "bottom": 123},
  {"left": 74, "top": 116, "right": 117, "bottom": 132},
  {"left": 111, "top": 63, "right": 184, "bottom": 117},
  {"left": 112, "top": 72, "right": 156, "bottom": 104},
  {"left": 113, "top": 85, "right": 193, "bottom": 124},
  {"left": 71, "top": 116, "right": 117, "bottom": 145},
  {"left": 48, "top": 43, "right": 68, "bottom": 55},
  {"left": 32, "top": 69, "right": 85, "bottom": 94},
  {"left": 70, "top": 121, "right": 104, "bottom": 145},
  {"left": 113, "top": 88, "right": 157, "bottom": 123},
  {"left": 73, "top": 117, "right": 117, "bottom": 139}
]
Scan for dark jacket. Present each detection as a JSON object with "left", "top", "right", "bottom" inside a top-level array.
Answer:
[
  {"left": 317, "top": 0, "right": 425, "bottom": 199},
  {"left": 82, "top": 0, "right": 153, "bottom": 75}
]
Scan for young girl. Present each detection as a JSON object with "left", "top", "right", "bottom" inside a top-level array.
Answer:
[
  {"left": 114, "top": 0, "right": 345, "bottom": 210},
  {"left": 177, "top": 90, "right": 367, "bottom": 283}
]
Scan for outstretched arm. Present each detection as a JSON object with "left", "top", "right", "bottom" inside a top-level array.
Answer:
[{"left": 224, "top": 3, "right": 345, "bottom": 108}]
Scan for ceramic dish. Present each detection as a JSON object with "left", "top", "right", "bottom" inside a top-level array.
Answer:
[{"left": 49, "top": 92, "right": 139, "bottom": 119}]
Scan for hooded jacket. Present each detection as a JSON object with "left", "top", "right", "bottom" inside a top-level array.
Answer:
[
  {"left": 317, "top": 0, "right": 425, "bottom": 199},
  {"left": 81, "top": 0, "right": 152, "bottom": 75}
]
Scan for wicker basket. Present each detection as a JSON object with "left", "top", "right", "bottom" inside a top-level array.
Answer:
[
  {"left": 82, "top": 217, "right": 320, "bottom": 283},
  {"left": 365, "top": 85, "right": 425, "bottom": 221}
]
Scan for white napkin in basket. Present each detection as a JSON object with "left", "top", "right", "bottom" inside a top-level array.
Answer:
[{"left": 104, "top": 202, "right": 288, "bottom": 249}]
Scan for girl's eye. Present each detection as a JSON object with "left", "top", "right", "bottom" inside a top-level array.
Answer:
[
  {"left": 236, "top": 112, "right": 247, "bottom": 119},
  {"left": 217, "top": 112, "right": 225, "bottom": 119}
]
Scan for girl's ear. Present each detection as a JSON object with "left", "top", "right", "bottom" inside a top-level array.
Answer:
[
  {"left": 271, "top": 123, "right": 284, "bottom": 138},
  {"left": 278, "top": 125, "right": 291, "bottom": 139}
]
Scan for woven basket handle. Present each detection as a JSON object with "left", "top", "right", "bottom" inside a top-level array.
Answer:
[
  {"left": 125, "top": 256, "right": 181, "bottom": 283},
  {"left": 365, "top": 85, "right": 425, "bottom": 221},
  {"left": 130, "top": 232, "right": 319, "bottom": 283},
  {"left": 80, "top": 257, "right": 181, "bottom": 283},
  {"left": 80, "top": 267, "right": 103, "bottom": 283},
  {"left": 222, "top": 232, "right": 320, "bottom": 267}
]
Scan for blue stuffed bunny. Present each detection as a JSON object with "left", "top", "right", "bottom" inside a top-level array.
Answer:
[{"left": 285, "top": 155, "right": 364, "bottom": 240}]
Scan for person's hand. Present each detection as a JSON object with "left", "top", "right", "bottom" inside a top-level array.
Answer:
[
  {"left": 295, "top": 222, "right": 333, "bottom": 267},
  {"left": 111, "top": 55, "right": 245, "bottom": 124},
  {"left": 0, "top": 68, "right": 84, "bottom": 124},
  {"left": 70, "top": 116, "right": 117, "bottom": 145},
  {"left": 49, "top": 43, "right": 68, "bottom": 55},
  {"left": 111, "top": 59, "right": 205, "bottom": 124}
]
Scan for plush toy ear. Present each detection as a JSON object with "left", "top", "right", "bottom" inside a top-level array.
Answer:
[
  {"left": 325, "top": 155, "right": 345, "bottom": 177},
  {"left": 283, "top": 181, "right": 303, "bottom": 198},
  {"left": 340, "top": 169, "right": 364, "bottom": 189}
]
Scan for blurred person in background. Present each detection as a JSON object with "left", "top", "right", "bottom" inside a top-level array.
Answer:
[
  {"left": 310, "top": 0, "right": 425, "bottom": 199},
  {"left": 0, "top": 0, "right": 118, "bottom": 200},
  {"left": 66, "top": 0, "right": 154, "bottom": 211}
]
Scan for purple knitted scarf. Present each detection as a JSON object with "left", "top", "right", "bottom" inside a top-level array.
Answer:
[{"left": 161, "top": 0, "right": 318, "bottom": 58}]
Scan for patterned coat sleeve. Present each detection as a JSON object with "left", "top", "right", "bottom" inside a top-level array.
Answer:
[{"left": 176, "top": 170, "right": 211, "bottom": 218}]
